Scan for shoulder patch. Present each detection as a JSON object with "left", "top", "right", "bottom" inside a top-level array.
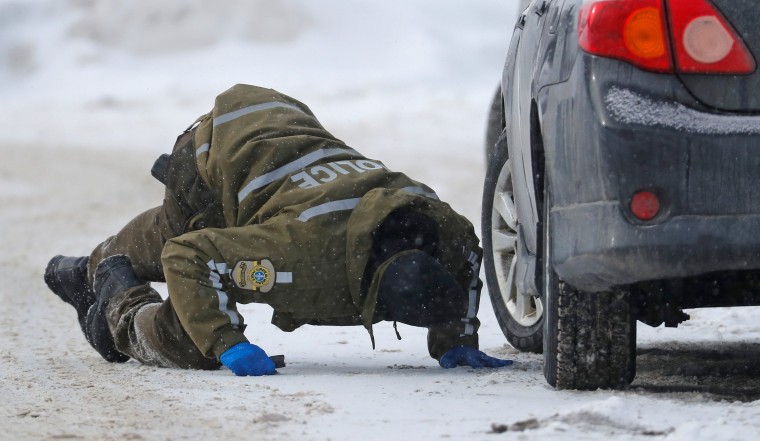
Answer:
[{"left": 232, "top": 259, "right": 276, "bottom": 292}]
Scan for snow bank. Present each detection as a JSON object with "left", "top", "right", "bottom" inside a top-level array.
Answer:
[
  {"left": 68, "top": 0, "right": 310, "bottom": 54},
  {"left": 0, "top": 0, "right": 509, "bottom": 161}
]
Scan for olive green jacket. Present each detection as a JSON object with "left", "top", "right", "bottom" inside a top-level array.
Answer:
[{"left": 160, "top": 84, "right": 482, "bottom": 361}]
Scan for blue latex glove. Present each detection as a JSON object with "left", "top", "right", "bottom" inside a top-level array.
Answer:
[
  {"left": 220, "top": 342, "right": 277, "bottom": 376},
  {"left": 439, "top": 345, "right": 513, "bottom": 369}
]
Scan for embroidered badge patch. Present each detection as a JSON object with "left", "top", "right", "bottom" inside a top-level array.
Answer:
[{"left": 232, "top": 259, "right": 276, "bottom": 292}]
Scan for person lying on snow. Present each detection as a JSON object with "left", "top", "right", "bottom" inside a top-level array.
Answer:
[{"left": 44, "top": 84, "right": 511, "bottom": 376}]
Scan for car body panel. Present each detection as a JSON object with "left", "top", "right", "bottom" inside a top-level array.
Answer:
[
  {"left": 503, "top": 0, "right": 583, "bottom": 256},
  {"left": 499, "top": 0, "right": 760, "bottom": 293},
  {"left": 508, "top": 0, "right": 545, "bottom": 254}
]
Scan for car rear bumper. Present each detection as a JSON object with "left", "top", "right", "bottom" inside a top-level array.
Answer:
[
  {"left": 552, "top": 201, "right": 760, "bottom": 292},
  {"left": 543, "top": 55, "right": 760, "bottom": 292}
]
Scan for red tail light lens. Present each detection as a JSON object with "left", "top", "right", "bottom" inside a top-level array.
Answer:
[
  {"left": 578, "top": 0, "right": 756, "bottom": 75},
  {"left": 578, "top": 0, "right": 673, "bottom": 73},
  {"left": 666, "top": 0, "right": 756, "bottom": 74}
]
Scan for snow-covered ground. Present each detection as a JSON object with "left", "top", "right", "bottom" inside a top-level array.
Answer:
[{"left": 2, "top": 1, "right": 760, "bottom": 440}]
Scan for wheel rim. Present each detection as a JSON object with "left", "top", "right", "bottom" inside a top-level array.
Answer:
[{"left": 491, "top": 159, "right": 544, "bottom": 327}]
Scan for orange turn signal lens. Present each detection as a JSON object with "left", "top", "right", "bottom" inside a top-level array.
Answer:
[{"left": 624, "top": 7, "right": 666, "bottom": 59}]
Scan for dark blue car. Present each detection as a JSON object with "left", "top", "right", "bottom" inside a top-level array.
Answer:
[{"left": 483, "top": 0, "right": 760, "bottom": 389}]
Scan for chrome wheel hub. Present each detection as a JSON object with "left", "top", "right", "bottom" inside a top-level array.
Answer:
[{"left": 491, "top": 159, "right": 543, "bottom": 327}]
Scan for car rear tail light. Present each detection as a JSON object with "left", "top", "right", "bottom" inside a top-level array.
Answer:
[
  {"left": 630, "top": 190, "right": 660, "bottom": 221},
  {"left": 667, "top": 0, "right": 756, "bottom": 74},
  {"left": 578, "top": 0, "right": 673, "bottom": 72},
  {"left": 578, "top": 0, "right": 756, "bottom": 75}
]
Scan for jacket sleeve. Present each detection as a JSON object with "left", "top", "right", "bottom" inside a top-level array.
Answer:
[
  {"left": 426, "top": 245, "right": 483, "bottom": 360},
  {"left": 161, "top": 229, "right": 249, "bottom": 360}
]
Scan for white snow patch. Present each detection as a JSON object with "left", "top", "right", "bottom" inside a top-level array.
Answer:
[{"left": 605, "top": 86, "right": 760, "bottom": 135}]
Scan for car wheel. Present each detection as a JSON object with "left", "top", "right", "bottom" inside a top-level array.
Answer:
[
  {"left": 542, "top": 177, "right": 637, "bottom": 390},
  {"left": 482, "top": 130, "right": 544, "bottom": 353}
]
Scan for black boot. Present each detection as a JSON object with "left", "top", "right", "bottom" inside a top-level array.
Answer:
[
  {"left": 84, "top": 254, "right": 142, "bottom": 363},
  {"left": 44, "top": 255, "right": 96, "bottom": 333}
]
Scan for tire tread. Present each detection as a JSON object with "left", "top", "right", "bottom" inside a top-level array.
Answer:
[{"left": 553, "top": 282, "right": 636, "bottom": 390}]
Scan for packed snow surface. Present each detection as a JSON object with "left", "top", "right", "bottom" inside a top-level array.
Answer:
[{"left": 2, "top": 1, "right": 760, "bottom": 440}]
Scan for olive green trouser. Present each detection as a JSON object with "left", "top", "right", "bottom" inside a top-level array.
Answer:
[
  {"left": 86, "top": 206, "right": 219, "bottom": 370},
  {"left": 84, "top": 128, "right": 222, "bottom": 370}
]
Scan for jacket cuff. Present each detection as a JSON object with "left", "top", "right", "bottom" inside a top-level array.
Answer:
[
  {"left": 211, "top": 330, "right": 250, "bottom": 361},
  {"left": 427, "top": 324, "right": 479, "bottom": 360}
]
